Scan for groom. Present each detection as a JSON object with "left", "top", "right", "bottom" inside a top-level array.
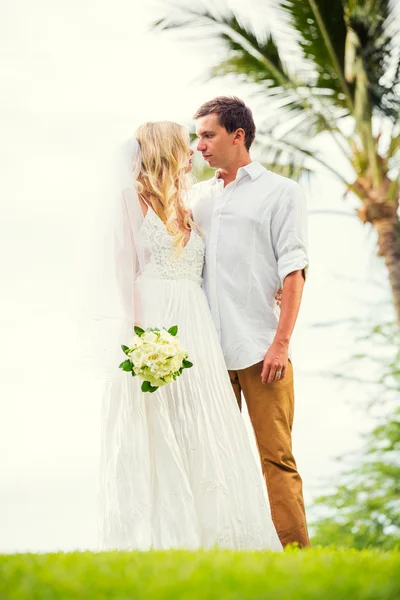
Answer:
[{"left": 192, "top": 96, "right": 310, "bottom": 548}]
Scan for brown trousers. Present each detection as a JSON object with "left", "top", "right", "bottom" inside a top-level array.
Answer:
[{"left": 229, "top": 360, "right": 310, "bottom": 548}]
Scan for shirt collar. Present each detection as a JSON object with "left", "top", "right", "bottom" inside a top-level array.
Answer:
[{"left": 211, "top": 161, "right": 265, "bottom": 185}]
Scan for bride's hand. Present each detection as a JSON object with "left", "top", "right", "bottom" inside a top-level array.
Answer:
[{"left": 275, "top": 288, "right": 283, "bottom": 307}]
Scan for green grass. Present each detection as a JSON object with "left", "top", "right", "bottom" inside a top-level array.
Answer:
[{"left": 0, "top": 548, "right": 399, "bottom": 600}]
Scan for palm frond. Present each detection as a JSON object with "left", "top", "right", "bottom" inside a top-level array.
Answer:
[
  {"left": 211, "top": 33, "right": 284, "bottom": 84},
  {"left": 274, "top": 0, "right": 352, "bottom": 107},
  {"left": 262, "top": 161, "right": 312, "bottom": 181},
  {"left": 387, "top": 132, "right": 400, "bottom": 161},
  {"left": 255, "top": 128, "right": 351, "bottom": 184},
  {"left": 155, "top": 8, "right": 294, "bottom": 93},
  {"left": 386, "top": 129, "right": 400, "bottom": 177},
  {"left": 348, "top": 138, "right": 370, "bottom": 175},
  {"left": 345, "top": 0, "right": 400, "bottom": 119}
]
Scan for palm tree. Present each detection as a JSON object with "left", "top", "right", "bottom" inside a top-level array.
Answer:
[{"left": 154, "top": 0, "right": 400, "bottom": 322}]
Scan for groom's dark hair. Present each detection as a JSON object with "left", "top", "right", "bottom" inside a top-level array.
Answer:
[{"left": 194, "top": 96, "right": 256, "bottom": 151}]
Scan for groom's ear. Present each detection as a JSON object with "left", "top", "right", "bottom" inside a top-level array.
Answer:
[{"left": 233, "top": 128, "right": 246, "bottom": 146}]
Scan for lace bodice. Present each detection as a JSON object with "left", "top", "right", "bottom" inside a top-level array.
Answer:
[{"left": 139, "top": 208, "right": 204, "bottom": 284}]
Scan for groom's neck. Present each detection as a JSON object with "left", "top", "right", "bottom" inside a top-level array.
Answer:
[{"left": 217, "top": 153, "right": 252, "bottom": 187}]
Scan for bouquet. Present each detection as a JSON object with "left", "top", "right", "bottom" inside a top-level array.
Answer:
[{"left": 119, "top": 325, "right": 193, "bottom": 393}]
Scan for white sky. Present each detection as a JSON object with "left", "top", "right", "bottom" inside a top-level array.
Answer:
[{"left": 0, "top": 0, "right": 396, "bottom": 552}]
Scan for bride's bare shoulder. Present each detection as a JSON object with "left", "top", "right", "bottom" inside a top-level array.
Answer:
[{"left": 138, "top": 194, "right": 149, "bottom": 217}]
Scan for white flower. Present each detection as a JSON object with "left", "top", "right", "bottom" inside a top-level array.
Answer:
[
  {"left": 158, "top": 343, "right": 176, "bottom": 358},
  {"left": 158, "top": 329, "right": 172, "bottom": 342},
  {"left": 142, "top": 331, "right": 159, "bottom": 344},
  {"left": 130, "top": 334, "right": 144, "bottom": 349}
]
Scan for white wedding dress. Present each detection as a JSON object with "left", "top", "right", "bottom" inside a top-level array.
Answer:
[{"left": 98, "top": 206, "right": 282, "bottom": 551}]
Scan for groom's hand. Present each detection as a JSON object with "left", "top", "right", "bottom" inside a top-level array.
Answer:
[{"left": 261, "top": 341, "right": 289, "bottom": 384}]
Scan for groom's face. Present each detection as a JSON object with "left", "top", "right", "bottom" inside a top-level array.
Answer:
[{"left": 196, "top": 114, "right": 236, "bottom": 169}]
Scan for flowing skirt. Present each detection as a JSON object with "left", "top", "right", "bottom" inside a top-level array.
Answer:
[{"left": 98, "top": 276, "right": 282, "bottom": 551}]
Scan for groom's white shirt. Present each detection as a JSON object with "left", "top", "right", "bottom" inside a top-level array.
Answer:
[{"left": 192, "top": 161, "right": 309, "bottom": 371}]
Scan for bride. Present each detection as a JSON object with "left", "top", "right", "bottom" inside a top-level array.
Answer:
[{"left": 97, "top": 121, "right": 281, "bottom": 551}]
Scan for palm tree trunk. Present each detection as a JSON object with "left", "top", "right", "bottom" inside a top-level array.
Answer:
[{"left": 374, "top": 218, "right": 400, "bottom": 323}]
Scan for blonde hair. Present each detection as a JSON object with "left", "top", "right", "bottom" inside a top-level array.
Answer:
[{"left": 136, "top": 121, "right": 199, "bottom": 250}]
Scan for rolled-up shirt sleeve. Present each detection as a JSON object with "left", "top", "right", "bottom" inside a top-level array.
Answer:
[{"left": 272, "top": 183, "right": 309, "bottom": 287}]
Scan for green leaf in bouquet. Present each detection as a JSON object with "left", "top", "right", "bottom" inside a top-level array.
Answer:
[
  {"left": 141, "top": 380, "right": 151, "bottom": 392},
  {"left": 119, "top": 360, "right": 133, "bottom": 372},
  {"left": 183, "top": 359, "right": 193, "bottom": 369},
  {"left": 141, "top": 380, "right": 159, "bottom": 393},
  {"left": 168, "top": 325, "right": 178, "bottom": 336},
  {"left": 134, "top": 326, "right": 145, "bottom": 336},
  {"left": 121, "top": 344, "right": 130, "bottom": 355}
]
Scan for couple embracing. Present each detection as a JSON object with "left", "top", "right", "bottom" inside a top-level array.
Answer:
[{"left": 99, "top": 96, "right": 310, "bottom": 551}]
